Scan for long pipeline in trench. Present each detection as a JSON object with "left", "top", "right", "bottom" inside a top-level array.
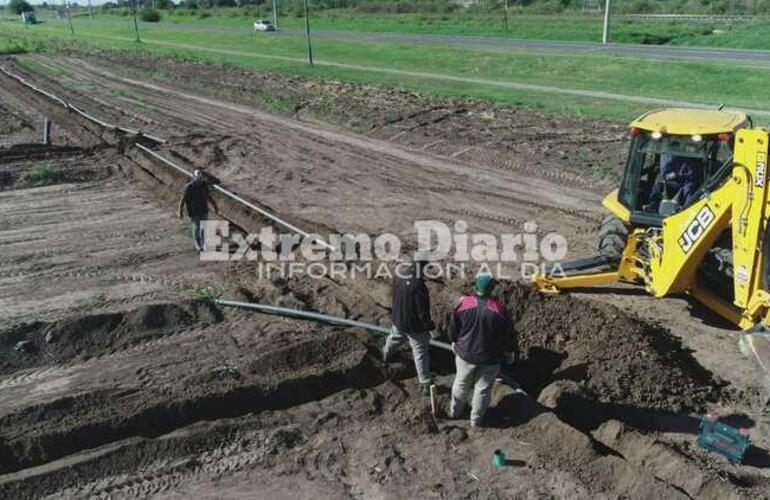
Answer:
[
  {"left": 214, "top": 299, "right": 528, "bottom": 393},
  {"left": 1, "top": 63, "right": 483, "bottom": 360},
  {"left": 216, "top": 298, "right": 452, "bottom": 351},
  {"left": 0, "top": 65, "right": 166, "bottom": 145},
  {"left": 0, "top": 63, "right": 334, "bottom": 250},
  {"left": 134, "top": 144, "right": 335, "bottom": 251},
  {"left": 1, "top": 63, "right": 528, "bottom": 388}
]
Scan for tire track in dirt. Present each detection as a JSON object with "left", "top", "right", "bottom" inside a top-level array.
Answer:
[
  {"left": 33, "top": 57, "right": 604, "bottom": 259},
  {"left": 26, "top": 55, "right": 608, "bottom": 235},
  {"left": 0, "top": 366, "right": 75, "bottom": 390}
]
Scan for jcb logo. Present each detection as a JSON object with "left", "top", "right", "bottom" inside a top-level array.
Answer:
[
  {"left": 677, "top": 206, "right": 715, "bottom": 253},
  {"left": 757, "top": 161, "right": 766, "bottom": 188}
]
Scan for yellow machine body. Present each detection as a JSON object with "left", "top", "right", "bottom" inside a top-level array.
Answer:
[
  {"left": 532, "top": 110, "right": 770, "bottom": 387},
  {"left": 533, "top": 111, "right": 770, "bottom": 331},
  {"left": 533, "top": 108, "right": 770, "bottom": 396}
]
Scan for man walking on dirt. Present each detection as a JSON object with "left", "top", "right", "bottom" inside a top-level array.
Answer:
[
  {"left": 383, "top": 252, "right": 436, "bottom": 396},
  {"left": 178, "top": 169, "right": 218, "bottom": 252},
  {"left": 448, "top": 272, "right": 517, "bottom": 427}
]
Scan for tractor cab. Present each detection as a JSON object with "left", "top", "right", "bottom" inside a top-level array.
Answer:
[{"left": 605, "top": 108, "right": 747, "bottom": 228}]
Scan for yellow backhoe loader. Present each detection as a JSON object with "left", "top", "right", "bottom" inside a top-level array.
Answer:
[{"left": 532, "top": 108, "right": 770, "bottom": 398}]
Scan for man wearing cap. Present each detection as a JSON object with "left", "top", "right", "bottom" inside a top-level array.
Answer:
[
  {"left": 383, "top": 252, "right": 436, "bottom": 395},
  {"left": 448, "top": 272, "right": 517, "bottom": 427},
  {"left": 178, "top": 170, "right": 219, "bottom": 252}
]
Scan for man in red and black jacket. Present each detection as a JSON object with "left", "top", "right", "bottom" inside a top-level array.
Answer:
[{"left": 448, "top": 272, "right": 517, "bottom": 427}]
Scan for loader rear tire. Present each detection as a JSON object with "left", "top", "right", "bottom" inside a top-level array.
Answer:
[{"left": 597, "top": 215, "right": 628, "bottom": 264}]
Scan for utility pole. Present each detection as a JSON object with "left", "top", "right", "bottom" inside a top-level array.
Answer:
[
  {"left": 64, "top": 0, "right": 75, "bottom": 36},
  {"left": 303, "top": 0, "right": 313, "bottom": 66},
  {"left": 131, "top": 0, "right": 140, "bottom": 43},
  {"left": 602, "top": 0, "right": 611, "bottom": 44},
  {"left": 87, "top": 0, "right": 93, "bottom": 19},
  {"left": 503, "top": 0, "right": 509, "bottom": 32},
  {"left": 272, "top": 0, "right": 278, "bottom": 29}
]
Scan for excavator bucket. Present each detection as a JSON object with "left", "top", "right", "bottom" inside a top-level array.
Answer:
[{"left": 740, "top": 325, "right": 770, "bottom": 406}]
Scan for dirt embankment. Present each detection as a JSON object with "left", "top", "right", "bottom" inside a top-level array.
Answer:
[
  {"left": 83, "top": 50, "right": 629, "bottom": 189},
  {"left": 433, "top": 281, "right": 724, "bottom": 413},
  {"left": 0, "top": 301, "right": 223, "bottom": 374}
]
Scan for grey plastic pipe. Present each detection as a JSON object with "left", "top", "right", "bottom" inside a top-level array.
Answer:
[
  {"left": 213, "top": 299, "right": 527, "bottom": 393},
  {"left": 135, "top": 144, "right": 335, "bottom": 252},
  {"left": 2, "top": 64, "right": 333, "bottom": 251},
  {"left": 0, "top": 65, "right": 531, "bottom": 390},
  {"left": 0, "top": 66, "right": 336, "bottom": 252},
  {"left": 0, "top": 65, "right": 166, "bottom": 145},
  {"left": 214, "top": 299, "right": 453, "bottom": 351}
]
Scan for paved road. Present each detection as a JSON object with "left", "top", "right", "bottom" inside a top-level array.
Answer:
[{"left": 278, "top": 28, "right": 770, "bottom": 66}]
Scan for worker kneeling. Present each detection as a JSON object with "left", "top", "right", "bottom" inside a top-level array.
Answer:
[{"left": 449, "top": 272, "right": 517, "bottom": 427}]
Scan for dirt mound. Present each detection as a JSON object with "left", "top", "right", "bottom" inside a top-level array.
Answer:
[
  {"left": 89, "top": 49, "right": 627, "bottom": 187},
  {"left": 0, "top": 301, "right": 223, "bottom": 374},
  {"left": 516, "top": 291, "right": 723, "bottom": 412},
  {"left": 434, "top": 281, "right": 723, "bottom": 413}
]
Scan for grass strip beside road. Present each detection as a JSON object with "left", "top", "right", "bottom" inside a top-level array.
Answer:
[
  {"left": 3, "top": 19, "right": 770, "bottom": 121},
  {"left": 52, "top": 10, "right": 770, "bottom": 50}
]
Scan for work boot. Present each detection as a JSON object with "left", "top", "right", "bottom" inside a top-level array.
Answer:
[{"left": 468, "top": 423, "right": 485, "bottom": 437}]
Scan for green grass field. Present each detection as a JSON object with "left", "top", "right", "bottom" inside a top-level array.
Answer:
[
  {"left": 2, "top": 14, "right": 769, "bottom": 121},
  {"left": 45, "top": 8, "right": 770, "bottom": 49}
]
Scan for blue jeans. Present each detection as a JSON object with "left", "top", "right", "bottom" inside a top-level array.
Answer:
[{"left": 191, "top": 217, "right": 205, "bottom": 251}]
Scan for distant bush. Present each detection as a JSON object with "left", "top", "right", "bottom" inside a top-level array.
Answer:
[
  {"left": 198, "top": 10, "right": 211, "bottom": 18},
  {"left": 7, "top": 0, "right": 34, "bottom": 15},
  {"left": 522, "top": 0, "right": 564, "bottom": 14},
  {"left": 325, "top": 0, "right": 770, "bottom": 15},
  {"left": 140, "top": 8, "right": 161, "bottom": 21},
  {"left": 353, "top": 0, "right": 458, "bottom": 14}
]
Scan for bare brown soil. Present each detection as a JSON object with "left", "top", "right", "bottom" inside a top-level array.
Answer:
[
  {"left": 85, "top": 50, "right": 628, "bottom": 189},
  {"left": 1, "top": 52, "right": 769, "bottom": 499}
]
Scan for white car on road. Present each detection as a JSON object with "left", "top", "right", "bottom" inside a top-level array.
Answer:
[{"left": 253, "top": 20, "right": 277, "bottom": 32}]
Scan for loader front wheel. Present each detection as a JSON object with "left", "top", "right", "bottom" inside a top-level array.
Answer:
[{"left": 597, "top": 215, "right": 629, "bottom": 264}]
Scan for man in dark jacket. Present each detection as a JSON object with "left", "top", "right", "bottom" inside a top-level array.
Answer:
[
  {"left": 178, "top": 170, "right": 218, "bottom": 252},
  {"left": 448, "top": 272, "right": 516, "bottom": 427},
  {"left": 383, "top": 253, "right": 436, "bottom": 394}
]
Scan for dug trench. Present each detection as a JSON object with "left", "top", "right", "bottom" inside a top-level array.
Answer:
[
  {"left": 3, "top": 279, "right": 764, "bottom": 497},
  {"left": 1, "top": 55, "right": 767, "bottom": 496}
]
